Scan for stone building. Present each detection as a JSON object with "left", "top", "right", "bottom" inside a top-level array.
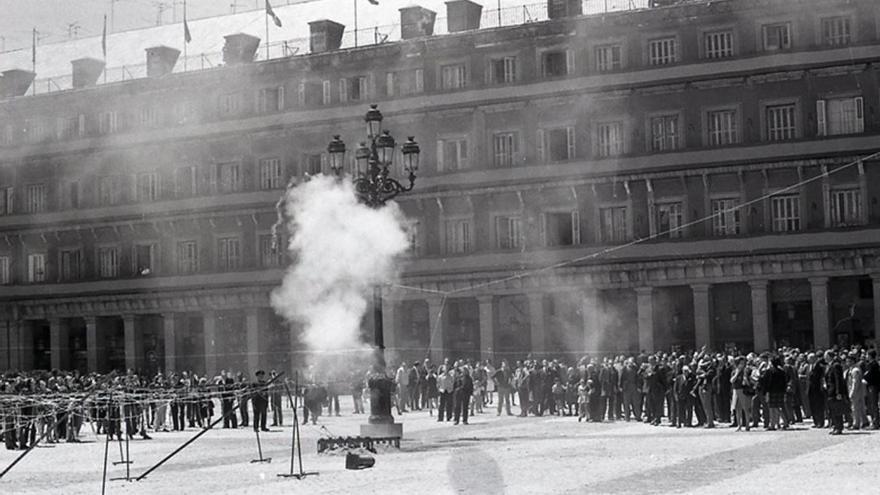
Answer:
[{"left": 1, "top": 0, "right": 879, "bottom": 374}]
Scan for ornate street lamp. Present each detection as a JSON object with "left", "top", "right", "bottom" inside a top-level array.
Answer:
[{"left": 326, "top": 104, "right": 419, "bottom": 434}]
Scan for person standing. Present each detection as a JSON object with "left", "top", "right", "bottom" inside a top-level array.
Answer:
[
  {"left": 766, "top": 356, "right": 789, "bottom": 430},
  {"left": 351, "top": 371, "right": 365, "bottom": 415},
  {"left": 420, "top": 359, "right": 432, "bottom": 410},
  {"left": 864, "top": 350, "right": 880, "bottom": 429},
  {"left": 783, "top": 356, "right": 802, "bottom": 424},
  {"left": 395, "top": 362, "right": 409, "bottom": 414},
  {"left": 221, "top": 371, "right": 238, "bottom": 429},
  {"left": 808, "top": 353, "right": 827, "bottom": 428},
  {"left": 237, "top": 372, "right": 250, "bottom": 428},
  {"left": 437, "top": 366, "right": 454, "bottom": 422},
  {"left": 515, "top": 363, "right": 530, "bottom": 417},
  {"left": 696, "top": 360, "right": 716, "bottom": 428},
  {"left": 494, "top": 361, "right": 512, "bottom": 416},
  {"left": 409, "top": 362, "right": 422, "bottom": 411},
  {"left": 731, "top": 356, "right": 752, "bottom": 432},
  {"left": 452, "top": 367, "right": 474, "bottom": 425},
  {"left": 620, "top": 359, "right": 641, "bottom": 422},
  {"left": 846, "top": 353, "right": 867, "bottom": 430},
  {"left": 251, "top": 370, "right": 269, "bottom": 432},
  {"left": 269, "top": 371, "right": 283, "bottom": 426},
  {"left": 824, "top": 351, "right": 847, "bottom": 435}
]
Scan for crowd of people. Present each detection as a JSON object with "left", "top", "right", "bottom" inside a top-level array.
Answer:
[
  {"left": 2, "top": 345, "right": 878, "bottom": 451},
  {"left": 0, "top": 368, "right": 293, "bottom": 451},
  {"left": 389, "top": 345, "right": 880, "bottom": 434}
]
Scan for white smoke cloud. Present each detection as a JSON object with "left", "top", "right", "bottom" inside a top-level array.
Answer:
[{"left": 270, "top": 175, "right": 410, "bottom": 358}]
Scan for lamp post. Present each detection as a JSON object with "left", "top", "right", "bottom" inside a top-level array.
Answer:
[{"left": 326, "top": 104, "right": 419, "bottom": 433}]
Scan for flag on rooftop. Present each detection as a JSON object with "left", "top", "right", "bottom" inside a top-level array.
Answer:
[
  {"left": 266, "top": 0, "right": 282, "bottom": 27},
  {"left": 101, "top": 15, "right": 107, "bottom": 57}
]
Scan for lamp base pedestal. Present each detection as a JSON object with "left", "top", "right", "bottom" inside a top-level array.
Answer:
[{"left": 360, "top": 422, "right": 403, "bottom": 439}]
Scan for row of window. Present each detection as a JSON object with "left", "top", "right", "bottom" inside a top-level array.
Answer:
[
  {"left": 0, "top": 159, "right": 285, "bottom": 214},
  {"left": 0, "top": 92, "right": 866, "bottom": 216},
  {"left": 437, "top": 187, "right": 867, "bottom": 254},
  {"left": 0, "top": 183, "right": 868, "bottom": 285},
  {"left": 0, "top": 234, "right": 284, "bottom": 285},
  {"left": 447, "top": 95, "right": 864, "bottom": 171},
  {"left": 1, "top": 13, "right": 866, "bottom": 147}
]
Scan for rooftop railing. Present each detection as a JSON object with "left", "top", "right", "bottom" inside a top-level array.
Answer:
[{"left": 22, "top": 0, "right": 663, "bottom": 96}]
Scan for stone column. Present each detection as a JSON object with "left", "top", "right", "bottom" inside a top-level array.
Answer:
[
  {"left": 123, "top": 314, "right": 137, "bottom": 372},
  {"left": 18, "top": 321, "right": 34, "bottom": 371},
  {"left": 85, "top": 317, "right": 99, "bottom": 372},
  {"left": 4, "top": 321, "right": 18, "bottom": 370},
  {"left": 873, "top": 275, "right": 880, "bottom": 343},
  {"left": 810, "top": 277, "right": 831, "bottom": 350},
  {"left": 49, "top": 318, "right": 70, "bottom": 370},
  {"left": 381, "top": 299, "right": 398, "bottom": 361},
  {"left": 4, "top": 320, "right": 17, "bottom": 370},
  {"left": 749, "top": 280, "right": 771, "bottom": 352},
  {"left": 203, "top": 310, "right": 218, "bottom": 377},
  {"left": 0, "top": 320, "right": 9, "bottom": 370},
  {"left": 636, "top": 287, "right": 655, "bottom": 353},
  {"left": 527, "top": 293, "right": 545, "bottom": 358},
  {"left": 692, "top": 284, "right": 712, "bottom": 349},
  {"left": 477, "top": 296, "right": 495, "bottom": 363},
  {"left": 245, "top": 308, "right": 260, "bottom": 374},
  {"left": 163, "top": 313, "right": 176, "bottom": 374},
  {"left": 581, "top": 289, "right": 601, "bottom": 354},
  {"left": 426, "top": 297, "right": 445, "bottom": 363}
]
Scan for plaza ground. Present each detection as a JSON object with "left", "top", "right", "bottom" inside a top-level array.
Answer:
[{"left": 2, "top": 402, "right": 880, "bottom": 494}]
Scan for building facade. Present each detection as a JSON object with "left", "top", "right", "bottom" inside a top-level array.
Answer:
[{"left": 1, "top": 0, "right": 880, "bottom": 375}]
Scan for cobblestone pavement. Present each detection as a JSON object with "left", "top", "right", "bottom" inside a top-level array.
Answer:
[{"left": 2, "top": 404, "right": 879, "bottom": 494}]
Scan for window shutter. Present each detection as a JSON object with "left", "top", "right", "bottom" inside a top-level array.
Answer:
[
  {"left": 566, "top": 126, "right": 576, "bottom": 159},
  {"left": 386, "top": 72, "right": 395, "bottom": 96},
  {"left": 565, "top": 49, "right": 575, "bottom": 75},
  {"left": 571, "top": 210, "right": 581, "bottom": 244},
  {"left": 512, "top": 133, "right": 520, "bottom": 163},
  {"left": 320, "top": 153, "right": 328, "bottom": 174},
  {"left": 277, "top": 86, "right": 285, "bottom": 110},
  {"left": 339, "top": 79, "right": 348, "bottom": 102},
  {"left": 536, "top": 129, "right": 546, "bottom": 163},
  {"left": 816, "top": 99, "right": 827, "bottom": 136},
  {"left": 322, "top": 80, "right": 331, "bottom": 104},
  {"left": 297, "top": 81, "right": 306, "bottom": 106},
  {"left": 854, "top": 96, "right": 864, "bottom": 133},
  {"left": 459, "top": 139, "right": 469, "bottom": 169},
  {"left": 77, "top": 114, "right": 86, "bottom": 137},
  {"left": 436, "top": 139, "right": 445, "bottom": 172},
  {"left": 414, "top": 69, "right": 424, "bottom": 93},
  {"left": 367, "top": 74, "right": 375, "bottom": 98},
  {"left": 540, "top": 213, "right": 548, "bottom": 246}
]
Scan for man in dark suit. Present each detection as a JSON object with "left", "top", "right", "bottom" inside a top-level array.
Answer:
[
  {"left": 824, "top": 351, "right": 847, "bottom": 435},
  {"left": 620, "top": 359, "right": 641, "bottom": 421},
  {"left": 807, "top": 353, "right": 827, "bottom": 428},
  {"left": 453, "top": 367, "right": 474, "bottom": 425},
  {"left": 864, "top": 350, "right": 880, "bottom": 429},
  {"left": 251, "top": 370, "right": 269, "bottom": 432}
]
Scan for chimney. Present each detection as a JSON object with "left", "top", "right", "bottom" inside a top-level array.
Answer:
[
  {"left": 223, "top": 33, "right": 261, "bottom": 65},
  {"left": 399, "top": 6, "right": 436, "bottom": 40},
  {"left": 0, "top": 69, "right": 36, "bottom": 98},
  {"left": 547, "top": 0, "right": 582, "bottom": 19},
  {"left": 145, "top": 46, "right": 180, "bottom": 77},
  {"left": 308, "top": 20, "right": 345, "bottom": 53},
  {"left": 446, "top": 0, "right": 482, "bottom": 33},
  {"left": 71, "top": 58, "right": 106, "bottom": 88}
]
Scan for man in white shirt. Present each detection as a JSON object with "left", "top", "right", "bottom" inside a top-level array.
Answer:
[{"left": 395, "top": 362, "right": 409, "bottom": 414}]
